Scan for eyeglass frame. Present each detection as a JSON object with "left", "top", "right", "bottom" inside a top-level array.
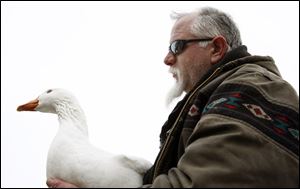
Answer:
[{"left": 169, "top": 38, "right": 213, "bottom": 55}]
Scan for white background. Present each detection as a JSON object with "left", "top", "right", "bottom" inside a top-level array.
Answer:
[{"left": 1, "top": 1, "right": 299, "bottom": 188}]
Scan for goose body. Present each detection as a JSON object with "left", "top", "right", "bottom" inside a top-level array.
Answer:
[{"left": 17, "top": 88, "right": 152, "bottom": 187}]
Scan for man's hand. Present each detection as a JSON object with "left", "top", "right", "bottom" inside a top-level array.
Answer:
[{"left": 46, "top": 178, "right": 78, "bottom": 188}]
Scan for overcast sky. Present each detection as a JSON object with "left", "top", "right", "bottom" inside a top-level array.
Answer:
[{"left": 1, "top": 1, "right": 299, "bottom": 188}]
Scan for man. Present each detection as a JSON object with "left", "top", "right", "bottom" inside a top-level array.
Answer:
[{"left": 47, "top": 7, "right": 299, "bottom": 188}]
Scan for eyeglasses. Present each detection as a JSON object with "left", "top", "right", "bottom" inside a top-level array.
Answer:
[{"left": 169, "top": 38, "right": 213, "bottom": 55}]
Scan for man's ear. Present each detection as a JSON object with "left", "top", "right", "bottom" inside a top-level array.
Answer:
[{"left": 209, "top": 36, "right": 229, "bottom": 65}]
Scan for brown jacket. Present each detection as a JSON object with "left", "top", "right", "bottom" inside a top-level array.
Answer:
[{"left": 143, "top": 46, "right": 299, "bottom": 187}]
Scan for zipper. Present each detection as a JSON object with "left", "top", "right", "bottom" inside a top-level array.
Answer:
[{"left": 152, "top": 66, "right": 224, "bottom": 180}]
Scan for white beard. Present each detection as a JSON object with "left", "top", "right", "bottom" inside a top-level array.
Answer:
[{"left": 165, "top": 67, "right": 185, "bottom": 107}]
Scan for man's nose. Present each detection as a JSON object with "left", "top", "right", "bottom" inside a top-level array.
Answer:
[{"left": 164, "top": 52, "right": 176, "bottom": 66}]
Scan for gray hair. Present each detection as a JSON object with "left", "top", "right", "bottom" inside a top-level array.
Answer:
[{"left": 171, "top": 7, "right": 242, "bottom": 50}]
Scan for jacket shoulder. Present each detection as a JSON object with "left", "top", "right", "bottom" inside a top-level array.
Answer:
[{"left": 202, "top": 82, "right": 299, "bottom": 156}]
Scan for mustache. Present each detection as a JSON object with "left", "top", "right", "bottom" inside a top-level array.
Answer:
[
  {"left": 168, "top": 67, "right": 177, "bottom": 74},
  {"left": 168, "top": 67, "right": 180, "bottom": 77}
]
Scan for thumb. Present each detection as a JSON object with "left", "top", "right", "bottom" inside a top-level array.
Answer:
[
  {"left": 46, "top": 178, "right": 78, "bottom": 188},
  {"left": 46, "top": 178, "right": 58, "bottom": 188}
]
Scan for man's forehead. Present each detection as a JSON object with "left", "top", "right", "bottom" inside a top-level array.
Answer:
[{"left": 170, "top": 15, "right": 195, "bottom": 41}]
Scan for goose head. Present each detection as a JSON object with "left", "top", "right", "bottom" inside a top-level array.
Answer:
[{"left": 17, "top": 88, "right": 79, "bottom": 114}]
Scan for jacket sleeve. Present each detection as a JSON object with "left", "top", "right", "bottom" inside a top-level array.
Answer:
[{"left": 148, "top": 113, "right": 298, "bottom": 187}]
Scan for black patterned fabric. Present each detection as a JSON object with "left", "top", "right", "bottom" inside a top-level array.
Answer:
[{"left": 202, "top": 83, "right": 299, "bottom": 155}]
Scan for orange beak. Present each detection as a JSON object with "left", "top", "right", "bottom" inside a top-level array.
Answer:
[{"left": 17, "top": 99, "right": 39, "bottom": 111}]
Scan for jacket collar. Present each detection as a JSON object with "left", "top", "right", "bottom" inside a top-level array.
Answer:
[{"left": 193, "top": 45, "right": 251, "bottom": 91}]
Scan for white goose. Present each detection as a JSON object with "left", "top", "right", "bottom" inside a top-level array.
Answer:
[{"left": 17, "top": 88, "right": 152, "bottom": 188}]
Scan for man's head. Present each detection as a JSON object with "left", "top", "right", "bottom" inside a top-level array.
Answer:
[{"left": 165, "top": 7, "right": 242, "bottom": 106}]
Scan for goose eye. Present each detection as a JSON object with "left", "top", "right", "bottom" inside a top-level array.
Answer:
[{"left": 46, "top": 89, "right": 53, "bottom": 94}]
